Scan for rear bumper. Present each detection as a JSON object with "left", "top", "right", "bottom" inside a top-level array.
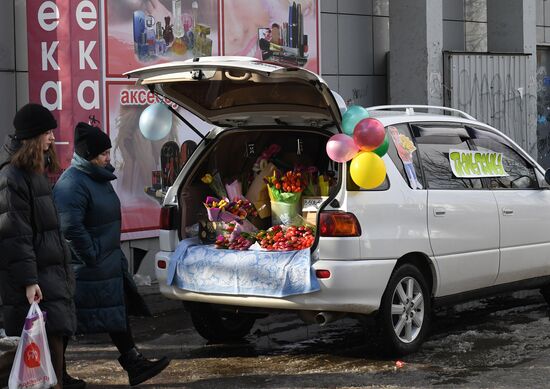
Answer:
[{"left": 155, "top": 251, "right": 396, "bottom": 315}]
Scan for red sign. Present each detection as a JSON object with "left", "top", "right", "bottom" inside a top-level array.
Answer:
[{"left": 27, "top": 0, "right": 102, "bottom": 168}]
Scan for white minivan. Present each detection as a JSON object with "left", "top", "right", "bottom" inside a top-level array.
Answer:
[{"left": 126, "top": 56, "right": 550, "bottom": 356}]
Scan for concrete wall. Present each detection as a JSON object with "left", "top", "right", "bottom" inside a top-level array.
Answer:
[
  {"left": 443, "top": 0, "right": 487, "bottom": 52},
  {"left": 0, "top": 0, "right": 27, "bottom": 145},
  {"left": 320, "top": 0, "right": 389, "bottom": 107},
  {"left": 537, "top": 0, "right": 550, "bottom": 44}
]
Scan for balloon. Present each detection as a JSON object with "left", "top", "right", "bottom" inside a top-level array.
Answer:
[
  {"left": 326, "top": 134, "right": 359, "bottom": 162},
  {"left": 350, "top": 151, "right": 386, "bottom": 189},
  {"left": 373, "top": 135, "right": 389, "bottom": 157},
  {"left": 353, "top": 118, "right": 386, "bottom": 151},
  {"left": 139, "top": 103, "right": 173, "bottom": 141},
  {"left": 342, "top": 105, "right": 369, "bottom": 136}
]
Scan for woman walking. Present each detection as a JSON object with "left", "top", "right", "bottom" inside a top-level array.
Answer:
[
  {"left": 53, "top": 122, "right": 169, "bottom": 387},
  {"left": 0, "top": 103, "right": 77, "bottom": 388}
]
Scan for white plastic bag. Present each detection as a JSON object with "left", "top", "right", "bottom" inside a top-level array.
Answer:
[{"left": 8, "top": 302, "right": 57, "bottom": 389}]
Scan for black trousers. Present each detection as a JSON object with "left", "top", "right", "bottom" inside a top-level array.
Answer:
[
  {"left": 63, "top": 314, "right": 136, "bottom": 374},
  {"left": 108, "top": 316, "right": 136, "bottom": 355},
  {"left": 48, "top": 333, "right": 64, "bottom": 389}
]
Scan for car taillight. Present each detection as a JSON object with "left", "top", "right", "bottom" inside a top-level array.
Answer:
[
  {"left": 159, "top": 205, "right": 178, "bottom": 230},
  {"left": 319, "top": 211, "right": 361, "bottom": 237},
  {"left": 315, "top": 269, "right": 331, "bottom": 279}
]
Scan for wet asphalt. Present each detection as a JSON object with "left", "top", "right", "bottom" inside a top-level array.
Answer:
[{"left": 61, "top": 289, "right": 550, "bottom": 388}]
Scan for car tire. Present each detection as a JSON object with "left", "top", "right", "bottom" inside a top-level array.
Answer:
[
  {"left": 540, "top": 284, "right": 550, "bottom": 307},
  {"left": 377, "top": 263, "right": 431, "bottom": 356},
  {"left": 188, "top": 303, "right": 257, "bottom": 343}
]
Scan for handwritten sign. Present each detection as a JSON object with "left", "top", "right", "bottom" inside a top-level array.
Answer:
[{"left": 449, "top": 149, "right": 508, "bottom": 178}]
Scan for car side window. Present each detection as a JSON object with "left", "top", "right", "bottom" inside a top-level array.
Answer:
[
  {"left": 412, "top": 124, "right": 482, "bottom": 190},
  {"left": 469, "top": 128, "right": 539, "bottom": 190}
]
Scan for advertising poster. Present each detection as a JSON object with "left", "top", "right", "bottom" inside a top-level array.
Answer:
[
  {"left": 27, "top": 0, "right": 320, "bottom": 237},
  {"left": 105, "top": 81, "right": 208, "bottom": 235},
  {"left": 105, "top": 0, "right": 220, "bottom": 77},
  {"left": 222, "top": 0, "right": 319, "bottom": 73}
]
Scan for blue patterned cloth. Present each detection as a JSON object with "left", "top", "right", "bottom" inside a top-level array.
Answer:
[{"left": 166, "top": 238, "right": 320, "bottom": 297}]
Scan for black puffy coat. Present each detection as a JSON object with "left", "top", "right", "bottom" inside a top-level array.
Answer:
[
  {"left": 53, "top": 154, "right": 149, "bottom": 334},
  {"left": 0, "top": 137, "right": 76, "bottom": 337}
]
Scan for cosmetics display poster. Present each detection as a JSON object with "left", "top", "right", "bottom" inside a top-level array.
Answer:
[
  {"left": 222, "top": 0, "right": 319, "bottom": 73},
  {"left": 105, "top": 0, "right": 220, "bottom": 77},
  {"left": 106, "top": 82, "right": 209, "bottom": 235}
]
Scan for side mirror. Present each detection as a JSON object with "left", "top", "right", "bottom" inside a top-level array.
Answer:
[{"left": 545, "top": 169, "right": 550, "bottom": 185}]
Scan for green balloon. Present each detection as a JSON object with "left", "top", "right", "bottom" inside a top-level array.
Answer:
[
  {"left": 342, "top": 105, "right": 369, "bottom": 136},
  {"left": 373, "top": 135, "right": 389, "bottom": 157}
]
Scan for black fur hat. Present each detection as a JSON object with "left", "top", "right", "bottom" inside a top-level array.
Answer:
[
  {"left": 74, "top": 122, "right": 111, "bottom": 160},
  {"left": 13, "top": 103, "right": 57, "bottom": 140}
]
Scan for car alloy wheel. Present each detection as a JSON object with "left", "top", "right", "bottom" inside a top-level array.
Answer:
[{"left": 390, "top": 276, "right": 425, "bottom": 343}]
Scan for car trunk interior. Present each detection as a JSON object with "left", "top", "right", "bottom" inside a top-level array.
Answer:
[{"left": 177, "top": 128, "right": 339, "bottom": 247}]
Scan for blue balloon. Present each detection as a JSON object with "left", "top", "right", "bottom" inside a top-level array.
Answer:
[
  {"left": 342, "top": 105, "right": 369, "bottom": 136},
  {"left": 139, "top": 103, "right": 173, "bottom": 141}
]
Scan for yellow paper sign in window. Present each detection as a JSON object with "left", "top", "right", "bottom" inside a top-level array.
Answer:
[{"left": 449, "top": 149, "right": 508, "bottom": 178}]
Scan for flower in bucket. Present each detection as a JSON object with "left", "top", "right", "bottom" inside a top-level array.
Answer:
[{"left": 264, "top": 170, "right": 307, "bottom": 225}]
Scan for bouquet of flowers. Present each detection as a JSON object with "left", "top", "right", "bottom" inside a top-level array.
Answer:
[
  {"left": 256, "top": 224, "right": 315, "bottom": 251},
  {"left": 203, "top": 196, "right": 258, "bottom": 237},
  {"left": 265, "top": 170, "right": 307, "bottom": 225}
]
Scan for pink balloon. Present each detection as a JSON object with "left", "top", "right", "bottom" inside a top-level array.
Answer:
[
  {"left": 353, "top": 118, "right": 386, "bottom": 151},
  {"left": 326, "top": 134, "right": 359, "bottom": 162}
]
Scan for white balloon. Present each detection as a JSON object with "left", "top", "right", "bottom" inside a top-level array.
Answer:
[{"left": 139, "top": 103, "right": 173, "bottom": 141}]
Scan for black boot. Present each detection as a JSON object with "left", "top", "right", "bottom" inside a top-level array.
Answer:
[
  {"left": 63, "top": 371, "right": 87, "bottom": 389},
  {"left": 118, "top": 348, "right": 170, "bottom": 386}
]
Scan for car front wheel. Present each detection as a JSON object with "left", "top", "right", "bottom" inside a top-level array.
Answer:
[{"left": 377, "top": 263, "right": 431, "bottom": 356}]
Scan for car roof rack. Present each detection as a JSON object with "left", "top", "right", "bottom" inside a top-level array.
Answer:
[{"left": 365, "top": 105, "right": 476, "bottom": 121}]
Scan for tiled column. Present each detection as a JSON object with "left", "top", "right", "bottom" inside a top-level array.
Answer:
[{"left": 389, "top": 0, "right": 443, "bottom": 105}]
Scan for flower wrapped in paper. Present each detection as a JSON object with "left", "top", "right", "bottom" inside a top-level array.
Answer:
[
  {"left": 215, "top": 223, "right": 257, "bottom": 250},
  {"left": 201, "top": 172, "right": 227, "bottom": 199},
  {"left": 224, "top": 178, "right": 243, "bottom": 201},
  {"left": 203, "top": 196, "right": 258, "bottom": 236},
  {"left": 245, "top": 162, "right": 276, "bottom": 219}
]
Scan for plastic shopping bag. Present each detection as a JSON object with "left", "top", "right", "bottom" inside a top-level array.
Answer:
[{"left": 8, "top": 302, "right": 57, "bottom": 389}]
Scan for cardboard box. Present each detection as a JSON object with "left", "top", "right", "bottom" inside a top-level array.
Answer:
[{"left": 301, "top": 196, "right": 328, "bottom": 226}]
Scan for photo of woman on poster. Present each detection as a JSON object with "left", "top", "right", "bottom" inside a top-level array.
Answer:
[{"left": 223, "top": 0, "right": 318, "bottom": 72}]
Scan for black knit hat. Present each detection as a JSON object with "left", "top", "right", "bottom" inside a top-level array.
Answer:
[
  {"left": 13, "top": 103, "right": 57, "bottom": 140},
  {"left": 74, "top": 122, "right": 112, "bottom": 160}
]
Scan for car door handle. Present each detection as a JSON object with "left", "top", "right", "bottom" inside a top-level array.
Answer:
[
  {"left": 433, "top": 207, "right": 446, "bottom": 217},
  {"left": 502, "top": 208, "right": 514, "bottom": 216}
]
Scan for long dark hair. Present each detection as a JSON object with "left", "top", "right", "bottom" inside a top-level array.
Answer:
[{"left": 11, "top": 136, "right": 60, "bottom": 173}]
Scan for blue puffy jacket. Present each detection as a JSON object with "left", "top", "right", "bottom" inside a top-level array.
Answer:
[{"left": 53, "top": 154, "right": 148, "bottom": 334}]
